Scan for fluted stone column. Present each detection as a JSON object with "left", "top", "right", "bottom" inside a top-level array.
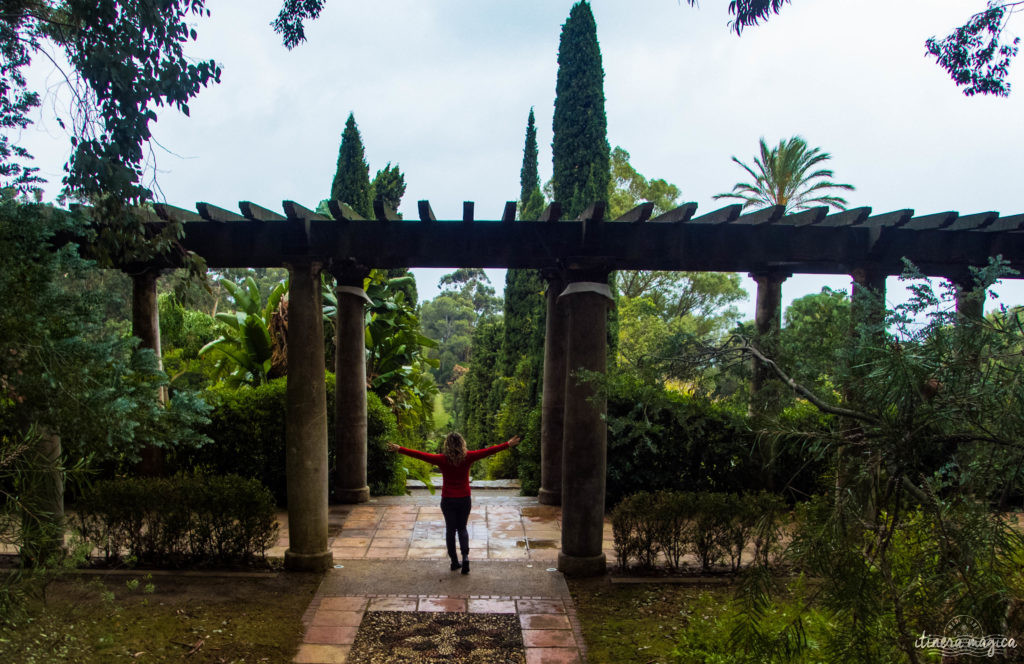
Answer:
[
  {"left": 284, "top": 261, "right": 332, "bottom": 572},
  {"left": 557, "top": 276, "right": 612, "bottom": 577},
  {"left": 539, "top": 270, "right": 568, "bottom": 506},
  {"left": 850, "top": 268, "right": 887, "bottom": 336},
  {"left": 132, "top": 268, "right": 166, "bottom": 476},
  {"left": 331, "top": 265, "right": 371, "bottom": 504},
  {"left": 953, "top": 274, "right": 985, "bottom": 322}
]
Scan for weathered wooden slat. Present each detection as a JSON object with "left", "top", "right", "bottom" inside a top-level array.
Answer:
[
  {"left": 861, "top": 209, "right": 914, "bottom": 227},
  {"left": 197, "top": 202, "right": 246, "bottom": 222},
  {"left": 576, "top": 201, "right": 606, "bottom": 222},
  {"left": 732, "top": 205, "right": 784, "bottom": 225},
  {"left": 539, "top": 202, "right": 563, "bottom": 222},
  {"left": 502, "top": 201, "right": 518, "bottom": 223},
  {"left": 154, "top": 203, "right": 203, "bottom": 223},
  {"left": 942, "top": 211, "right": 997, "bottom": 231},
  {"left": 780, "top": 206, "right": 828, "bottom": 227},
  {"left": 462, "top": 201, "right": 475, "bottom": 223},
  {"left": 328, "top": 200, "right": 366, "bottom": 221},
  {"left": 650, "top": 202, "right": 698, "bottom": 223},
  {"left": 615, "top": 202, "right": 654, "bottom": 223},
  {"left": 904, "top": 211, "right": 958, "bottom": 230},
  {"left": 238, "top": 201, "right": 286, "bottom": 221},
  {"left": 816, "top": 207, "right": 871, "bottom": 227},
  {"left": 984, "top": 213, "right": 1024, "bottom": 232},
  {"left": 418, "top": 200, "right": 437, "bottom": 222},
  {"left": 689, "top": 204, "right": 742, "bottom": 225},
  {"left": 373, "top": 199, "right": 401, "bottom": 221},
  {"left": 283, "top": 201, "right": 330, "bottom": 221}
]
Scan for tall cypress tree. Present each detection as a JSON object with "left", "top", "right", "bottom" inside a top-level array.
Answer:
[
  {"left": 519, "top": 108, "right": 546, "bottom": 221},
  {"left": 552, "top": 1, "right": 610, "bottom": 220},
  {"left": 330, "top": 112, "right": 372, "bottom": 218}
]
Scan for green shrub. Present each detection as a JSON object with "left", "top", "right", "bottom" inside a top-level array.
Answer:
[
  {"left": 73, "top": 474, "right": 278, "bottom": 566},
  {"left": 611, "top": 490, "right": 788, "bottom": 574},
  {"left": 178, "top": 375, "right": 402, "bottom": 503}
]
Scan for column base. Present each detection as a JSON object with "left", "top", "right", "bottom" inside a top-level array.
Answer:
[
  {"left": 284, "top": 549, "right": 333, "bottom": 572},
  {"left": 557, "top": 551, "right": 606, "bottom": 577},
  {"left": 538, "top": 488, "right": 562, "bottom": 506},
  {"left": 333, "top": 486, "right": 370, "bottom": 504}
]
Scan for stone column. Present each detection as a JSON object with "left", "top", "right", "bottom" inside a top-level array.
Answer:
[
  {"left": 132, "top": 268, "right": 166, "bottom": 476},
  {"left": 953, "top": 274, "right": 985, "bottom": 322},
  {"left": 539, "top": 270, "right": 568, "bottom": 506},
  {"left": 748, "top": 271, "right": 790, "bottom": 417},
  {"left": 557, "top": 276, "right": 612, "bottom": 577},
  {"left": 284, "top": 261, "right": 332, "bottom": 572},
  {"left": 850, "top": 268, "right": 887, "bottom": 336},
  {"left": 331, "top": 265, "right": 371, "bottom": 504}
]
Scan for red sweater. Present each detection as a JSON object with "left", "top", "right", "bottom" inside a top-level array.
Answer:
[{"left": 396, "top": 442, "right": 511, "bottom": 498}]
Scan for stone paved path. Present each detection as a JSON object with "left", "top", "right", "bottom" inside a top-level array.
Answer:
[{"left": 283, "top": 493, "right": 612, "bottom": 663}]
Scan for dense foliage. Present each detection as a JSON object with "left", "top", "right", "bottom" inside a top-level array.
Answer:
[
  {"left": 73, "top": 474, "right": 278, "bottom": 566},
  {"left": 552, "top": 1, "right": 610, "bottom": 219},
  {"left": 329, "top": 113, "right": 373, "bottom": 217},
  {"left": 179, "top": 376, "right": 401, "bottom": 504}
]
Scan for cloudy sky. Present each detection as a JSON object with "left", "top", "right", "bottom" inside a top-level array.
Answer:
[{"left": 20, "top": 0, "right": 1024, "bottom": 318}]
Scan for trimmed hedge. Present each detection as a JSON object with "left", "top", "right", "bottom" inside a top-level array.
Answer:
[
  {"left": 611, "top": 490, "right": 786, "bottom": 572},
  {"left": 176, "top": 375, "right": 401, "bottom": 503},
  {"left": 73, "top": 474, "right": 278, "bottom": 566}
]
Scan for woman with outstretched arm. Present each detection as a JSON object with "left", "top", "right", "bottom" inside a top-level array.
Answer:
[{"left": 387, "top": 432, "right": 521, "bottom": 574}]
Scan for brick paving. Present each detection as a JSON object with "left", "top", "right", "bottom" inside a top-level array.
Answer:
[{"left": 289, "top": 493, "right": 604, "bottom": 663}]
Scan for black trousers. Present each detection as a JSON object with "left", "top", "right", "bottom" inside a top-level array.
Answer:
[{"left": 440, "top": 496, "right": 472, "bottom": 561}]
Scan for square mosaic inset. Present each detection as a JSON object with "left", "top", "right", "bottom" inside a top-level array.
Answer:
[{"left": 347, "top": 611, "right": 525, "bottom": 664}]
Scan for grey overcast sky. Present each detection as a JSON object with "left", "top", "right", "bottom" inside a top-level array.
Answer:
[{"left": 19, "top": 0, "right": 1024, "bottom": 318}]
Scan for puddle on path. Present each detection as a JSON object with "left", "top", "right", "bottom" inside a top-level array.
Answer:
[{"left": 515, "top": 539, "right": 558, "bottom": 549}]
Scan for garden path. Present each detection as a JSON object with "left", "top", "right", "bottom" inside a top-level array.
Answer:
[{"left": 283, "top": 491, "right": 611, "bottom": 663}]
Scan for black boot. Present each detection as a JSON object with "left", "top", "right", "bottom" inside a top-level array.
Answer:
[
  {"left": 461, "top": 558, "right": 470, "bottom": 575},
  {"left": 450, "top": 555, "right": 461, "bottom": 571}
]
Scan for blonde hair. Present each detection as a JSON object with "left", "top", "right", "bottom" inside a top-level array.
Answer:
[{"left": 443, "top": 432, "right": 467, "bottom": 465}]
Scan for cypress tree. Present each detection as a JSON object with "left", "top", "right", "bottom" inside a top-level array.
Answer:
[
  {"left": 330, "top": 112, "right": 372, "bottom": 218},
  {"left": 552, "top": 1, "right": 610, "bottom": 219},
  {"left": 371, "top": 162, "right": 406, "bottom": 213},
  {"left": 519, "top": 108, "right": 546, "bottom": 221}
]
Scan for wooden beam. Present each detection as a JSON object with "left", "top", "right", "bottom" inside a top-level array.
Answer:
[
  {"left": 283, "top": 201, "right": 330, "bottom": 221},
  {"left": 373, "top": 199, "right": 401, "bottom": 221},
  {"left": 690, "top": 204, "right": 742, "bottom": 225},
  {"left": 502, "top": 201, "right": 518, "bottom": 223},
  {"left": 462, "top": 201, "right": 475, "bottom": 223},
  {"left": 154, "top": 203, "right": 203, "bottom": 223},
  {"left": 239, "top": 201, "right": 286, "bottom": 221},
  {"left": 780, "top": 206, "right": 828, "bottom": 227},
  {"left": 328, "top": 200, "right": 366, "bottom": 221},
  {"left": 985, "top": 213, "right": 1024, "bottom": 232},
  {"left": 197, "top": 202, "right": 246, "bottom": 222},
  {"left": 651, "top": 202, "right": 698, "bottom": 224},
  {"left": 615, "top": 202, "right": 654, "bottom": 223},
  {"left": 576, "top": 201, "right": 606, "bottom": 223},
  {"left": 418, "top": 200, "right": 437, "bottom": 222},
  {"left": 905, "top": 211, "right": 958, "bottom": 230},
  {"left": 539, "top": 202, "right": 563, "bottom": 222},
  {"left": 733, "top": 205, "right": 785, "bottom": 225},
  {"left": 862, "top": 209, "right": 914, "bottom": 227},
  {"left": 817, "top": 206, "right": 871, "bottom": 227},
  {"left": 943, "top": 211, "right": 997, "bottom": 231}
]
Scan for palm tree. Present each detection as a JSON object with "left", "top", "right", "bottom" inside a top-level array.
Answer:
[{"left": 714, "top": 136, "right": 854, "bottom": 212}]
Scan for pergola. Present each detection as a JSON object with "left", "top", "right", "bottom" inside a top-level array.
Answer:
[{"left": 118, "top": 198, "right": 1024, "bottom": 576}]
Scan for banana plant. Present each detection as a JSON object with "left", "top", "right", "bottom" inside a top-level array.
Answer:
[{"left": 199, "top": 276, "right": 287, "bottom": 387}]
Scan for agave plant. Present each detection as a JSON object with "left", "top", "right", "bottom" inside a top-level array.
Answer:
[
  {"left": 199, "top": 276, "right": 287, "bottom": 387},
  {"left": 714, "top": 136, "right": 854, "bottom": 212}
]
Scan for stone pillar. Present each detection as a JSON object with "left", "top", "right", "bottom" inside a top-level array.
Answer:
[
  {"left": 748, "top": 271, "right": 790, "bottom": 417},
  {"left": 557, "top": 276, "right": 612, "bottom": 577},
  {"left": 539, "top": 270, "right": 568, "bottom": 506},
  {"left": 284, "top": 261, "right": 333, "bottom": 572},
  {"left": 331, "top": 265, "right": 371, "bottom": 504},
  {"left": 953, "top": 274, "right": 985, "bottom": 322},
  {"left": 131, "top": 268, "right": 166, "bottom": 476},
  {"left": 850, "top": 268, "right": 887, "bottom": 336}
]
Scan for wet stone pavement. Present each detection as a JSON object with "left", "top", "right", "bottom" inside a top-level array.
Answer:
[{"left": 280, "top": 491, "right": 614, "bottom": 664}]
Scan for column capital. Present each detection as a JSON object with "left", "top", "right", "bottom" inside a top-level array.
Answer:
[
  {"left": 327, "top": 258, "right": 370, "bottom": 286},
  {"left": 748, "top": 270, "right": 792, "bottom": 283}
]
